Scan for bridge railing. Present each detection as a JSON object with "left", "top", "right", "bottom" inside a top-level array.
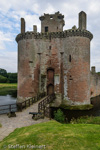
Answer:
[
  {"left": 0, "top": 92, "right": 46, "bottom": 115},
  {"left": 0, "top": 103, "right": 17, "bottom": 115},
  {"left": 38, "top": 93, "right": 55, "bottom": 118},
  {"left": 17, "top": 92, "right": 46, "bottom": 112}
]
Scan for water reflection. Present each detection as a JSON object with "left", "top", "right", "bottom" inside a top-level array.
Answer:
[
  {"left": 0, "top": 94, "right": 17, "bottom": 114},
  {"left": 0, "top": 95, "right": 16, "bottom": 105}
]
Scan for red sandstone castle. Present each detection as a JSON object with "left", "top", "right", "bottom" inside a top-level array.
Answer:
[{"left": 16, "top": 11, "right": 100, "bottom": 106}]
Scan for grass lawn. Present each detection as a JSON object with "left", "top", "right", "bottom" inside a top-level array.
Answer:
[
  {"left": 0, "top": 83, "right": 17, "bottom": 95},
  {"left": 70, "top": 116, "right": 100, "bottom": 125},
  {"left": 0, "top": 120, "right": 100, "bottom": 150},
  {"left": 0, "top": 83, "right": 17, "bottom": 89},
  {"left": 0, "top": 124, "right": 2, "bottom": 127}
]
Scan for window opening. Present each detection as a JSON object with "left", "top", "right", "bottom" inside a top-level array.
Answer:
[
  {"left": 69, "top": 55, "right": 71, "bottom": 62},
  {"left": 45, "top": 26, "right": 48, "bottom": 32},
  {"left": 49, "top": 46, "right": 51, "bottom": 50},
  {"left": 50, "top": 16, "right": 53, "bottom": 19}
]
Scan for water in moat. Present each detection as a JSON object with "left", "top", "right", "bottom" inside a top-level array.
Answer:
[
  {"left": 0, "top": 90, "right": 17, "bottom": 114},
  {"left": 0, "top": 90, "right": 100, "bottom": 120}
]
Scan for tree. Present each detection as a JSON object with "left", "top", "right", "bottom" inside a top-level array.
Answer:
[
  {"left": 0, "top": 75, "right": 7, "bottom": 83},
  {"left": 0, "top": 68, "right": 17, "bottom": 83},
  {"left": 7, "top": 73, "right": 17, "bottom": 83},
  {"left": 0, "top": 68, "right": 7, "bottom": 77}
]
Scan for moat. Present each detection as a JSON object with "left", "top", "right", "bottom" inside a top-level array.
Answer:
[
  {"left": 0, "top": 95, "right": 16, "bottom": 105},
  {"left": 0, "top": 91, "right": 17, "bottom": 114},
  {"left": 0, "top": 90, "right": 100, "bottom": 121}
]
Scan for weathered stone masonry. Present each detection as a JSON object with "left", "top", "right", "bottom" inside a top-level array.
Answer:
[{"left": 16, "top": 11, "right": 100, "bottom": 106}]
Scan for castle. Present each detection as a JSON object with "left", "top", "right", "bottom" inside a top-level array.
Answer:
[{"left": 16, "top": 11, "right": 100, "bottom": 107}]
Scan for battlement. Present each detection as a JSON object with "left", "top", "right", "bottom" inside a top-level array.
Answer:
[
  {"left": 18, "top": 11, "right": 92, "bottom": 41},
  {"left": 39, "top": 11, "right": 64, "bottom": 21},
  {"left": 16, "top": 29, "right": 93, "bottom": 42},
  {"left": 39, "top": 11, "right": 65, "bottom": 33}
]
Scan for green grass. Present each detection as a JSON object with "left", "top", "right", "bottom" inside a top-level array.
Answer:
[
  {"left": 0, "top": 120, "right": 100, "bottom": 150},
  {"left": 70, "top": 116, "right": 100, "bottom": 125},
  {"left": 0, "top": 124, "right": 2, "bottom": 127},
  {"left": 0, "top": 83, "right": 17, "bottom": 89},
  {"left": 0, "top": 83, "right": 17, "bottom": 95},
  {"left": 60, "top": 104, "right": 93, "bottom": 110}
]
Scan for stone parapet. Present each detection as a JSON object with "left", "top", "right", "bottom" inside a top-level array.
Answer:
[{"left": 16, "top": 29, "right": 93, "bottom": 43}]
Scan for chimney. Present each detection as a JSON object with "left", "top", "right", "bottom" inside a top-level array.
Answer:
[
  {"left": 79, "top": 11, "right": 87, "bottom": 30},
  {"left": 21, "top": 18, "right": 25, "bottom": 33}
]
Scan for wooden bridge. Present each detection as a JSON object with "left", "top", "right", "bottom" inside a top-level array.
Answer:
[{"left": 0, "top": 92, "right": 55, "bottom": 119}]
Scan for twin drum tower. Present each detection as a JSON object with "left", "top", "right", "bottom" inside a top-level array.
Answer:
[{"left": 16, "top": 11, "right": 93, "bottom": 106}]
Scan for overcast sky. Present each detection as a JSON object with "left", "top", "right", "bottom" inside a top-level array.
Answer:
[{"left": 0, "top": 0, "right": 100, "bottom": 72}]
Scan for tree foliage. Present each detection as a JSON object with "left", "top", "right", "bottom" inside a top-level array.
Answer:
[
  {"left": 0, "top": 68, "right": 7, "bottom": 77},
  {"left": 97, "top": 72, "right": 100, "bottom": 76},
  {"left": 7, "top": 73, "right": 17, "bottom": 83},
  {"left": 0, "top": 75, "right": 7, "bottom": 83},
  {"left": 0, "top": 68, "right": 17, "bottom": 83}
]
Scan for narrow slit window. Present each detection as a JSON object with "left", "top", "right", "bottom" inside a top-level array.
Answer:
[
  {"left": 49, "top": 46, "right": 51, "bottom": 50},
  {"left": 69, "top": 55, "right": 71, "bottom": 62},
  {"left": 29, "top": 61, "right": 33, "bottom": 63},
  {"left": 69, "top": 75, "right": 73, "bottom": 80}
]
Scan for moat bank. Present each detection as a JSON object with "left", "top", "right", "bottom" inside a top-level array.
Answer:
[
  {"left": 51, "top": 95, "right": 100, "bottom": 121},
  {"left": 0, "top": 83, "right": 17, "bottom": 96},
  {"left": 0, "top": 83, "right": 17, "bottom": 114}
]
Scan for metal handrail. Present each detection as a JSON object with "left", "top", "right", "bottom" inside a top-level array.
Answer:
[
  {"left": 38, "top": 94, "right": 55, "bottom": 117},
  {"left": 0, "top": 92, "right": 46, "bottom": 114},
  {"left": 17, "top": 92, "right": 46, "bottom": 111},
  {"left": 0, "top": 103, "right": 17, "bottom": 115}
]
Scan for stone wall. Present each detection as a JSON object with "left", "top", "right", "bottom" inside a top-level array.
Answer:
[
  {"left": 17, "top": 34, "right": 93, "bottom": 104},
  {"left": 63, "top": 36, "right": 91, "bottom": 105},
  {"left": 17, "top": 37, "right": 63, "bottom": 102},
  {"left": 17, "top": 38, "right": 40, "bottom": 102},
  {"left": 39, "top": 11, "right": 64, "bottom": 33},
  {"left": 90, "top": 72, "right": 100, "bottom": 98}
]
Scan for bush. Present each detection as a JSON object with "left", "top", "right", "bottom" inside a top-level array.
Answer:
[
  {"left": 54, "top": 109, "right": 65, "bottom": 123},
  {"left": 0, "top": 75, "right": 7, "bottom": 83}
]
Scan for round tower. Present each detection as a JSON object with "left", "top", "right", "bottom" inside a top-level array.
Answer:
[
  {"left": 16, "top": 18, "right": 40, "bottom": 102},
  {"left": 63, "top": 11, "right": 93, "bottom": 105}
]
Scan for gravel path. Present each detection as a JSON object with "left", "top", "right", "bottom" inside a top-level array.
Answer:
[{"left": 0, "top": 98, "right": 49, "bottom": 141}]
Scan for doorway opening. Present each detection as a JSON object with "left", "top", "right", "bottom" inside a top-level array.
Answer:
[{"left": 47, "top": 68, "right": 54, "bottom": 95}]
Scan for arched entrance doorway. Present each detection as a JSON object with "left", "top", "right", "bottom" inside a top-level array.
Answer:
[
  {"left": 47, "top": 84, "right": 54, "bottom": 95},
  {"left": 47, "top": 68, "right": 54, "bottom": 95}
]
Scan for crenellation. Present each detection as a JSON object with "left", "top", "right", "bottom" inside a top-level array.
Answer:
[
  {"left": 91, "top": 66, "right": 96, "bottom": 73},
  {"left": 33, "top": 25, "right": 37, "bottom": 33},
  {"left": 16, "top": 29, "right": 93, "bottom": 42}
]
